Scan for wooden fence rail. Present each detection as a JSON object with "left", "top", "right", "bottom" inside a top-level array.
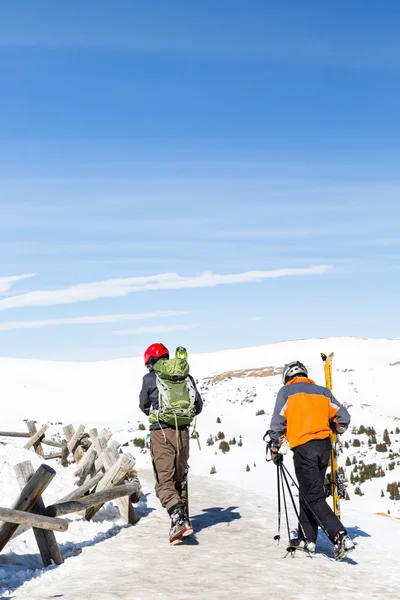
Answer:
[
  {"left": 46, "top": 482, "right": 140, "bottom": 517},
  {"left": 0, "top": 508, "right": 68, "bottom": 532}
]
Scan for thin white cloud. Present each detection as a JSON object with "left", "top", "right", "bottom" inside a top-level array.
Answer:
[
  {"left": 0, "top": 274, "right": 36, "bottom": 296},
  {"left": 0, "top": 266, "right": 331, "bottom": 311},
  {"left": 0, "top": 311, "right": 189, "bottom": 331},
  {"left": 115, "top": 324, "right": 195, "bottom": 336},
  {"left": 211, "top": 229, "right": 313, "bottom": 240}
]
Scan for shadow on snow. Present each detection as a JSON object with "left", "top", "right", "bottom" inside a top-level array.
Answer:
[{"left": 190, "top": 506, "right": 241, "bottom": 534}]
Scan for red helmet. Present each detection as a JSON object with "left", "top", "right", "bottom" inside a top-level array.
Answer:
[{"left": 144, "top": 343, "right": 169, "bottom": 367}]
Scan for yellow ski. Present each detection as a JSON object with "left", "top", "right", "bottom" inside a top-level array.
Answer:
[{"left": 321, "top": 352, "right": 341, "bottom": 519}]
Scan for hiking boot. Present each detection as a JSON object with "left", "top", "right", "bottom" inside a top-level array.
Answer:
[
  {"left": 169, "top": 504, "right": 186, "bottom": 546},
  {"left": 288, "top": 538, "right": 316, "bottom": 554},
  {"left": 333, "top": 531, "right": 355, "bottom": 560},
  {"left": 182, "top": 508, "right": 193, "bottom": 538}
]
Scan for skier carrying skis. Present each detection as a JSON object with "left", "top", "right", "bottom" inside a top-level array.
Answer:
[
  {"left": 269, "top": 360, "right": 355, "bottom": 559},
  {"left": 139, "top": 342, "right": 203, "bottom": 545}
]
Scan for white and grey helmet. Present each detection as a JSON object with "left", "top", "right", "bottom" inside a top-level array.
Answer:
[{"left": 282, "top": 361, "right": 308, "bottom": 384}]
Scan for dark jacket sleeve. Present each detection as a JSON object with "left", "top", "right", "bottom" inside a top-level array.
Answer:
[
  {"left": 269, "top": 387, "right": 288, "bottom": 448},
  {"left": 139, "top": 376, "right": 151, "bottom": 416},
  {"left": 189, "top": 375, "right": 203, "bottom": 416}
]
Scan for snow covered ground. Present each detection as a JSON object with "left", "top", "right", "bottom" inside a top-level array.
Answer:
[{"left": 1, "top": 337, "right": 400, "bottom": 598}]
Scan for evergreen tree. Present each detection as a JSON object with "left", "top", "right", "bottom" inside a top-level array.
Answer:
[
  {"left": 219, "top": 440, "right": 230, "bottom": 454},
  {"left": 376, "top": 443, "right": 388, "bottom": 452},
  {"left": 386, "top": 482, "right": 400, "bottom": 501},
  {"left": 383, "top": 428, "right": 391, "bottom": 445}
]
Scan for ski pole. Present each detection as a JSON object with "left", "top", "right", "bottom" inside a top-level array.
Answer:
[
  {"left": 281, "top": 463, "right": 331, "bottom": 541},
  {"left": 274, "top": 464, "right": 281, "bottom": 543},
  {"left": 280, "top": 465, "right": 292, "bottom": 543},
  {"left": 280, "top": 464, "right": 308, "bottom": 542}
]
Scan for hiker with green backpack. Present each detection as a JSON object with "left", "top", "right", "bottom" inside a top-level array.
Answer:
[{"left": 139, "top": 342, "right": 203, "bottom": 545}]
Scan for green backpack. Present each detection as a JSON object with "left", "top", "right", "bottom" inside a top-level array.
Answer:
[{"left": 150, "top": 358, "right": 196, "bottom": 428}]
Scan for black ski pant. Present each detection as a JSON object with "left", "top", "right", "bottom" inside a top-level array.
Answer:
[{"left": 293, "top": 437, "right": 345, "bottom": 544}]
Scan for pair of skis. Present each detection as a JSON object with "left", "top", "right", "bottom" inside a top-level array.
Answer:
[{"left": 321, "top": 352, "right": 346, "bottom": 520}]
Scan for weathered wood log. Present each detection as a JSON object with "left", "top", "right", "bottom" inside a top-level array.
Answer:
[
  {"left": 67, "top": 424, "right": 85, "bottom": 457},
  {"left": 75, "top": 447, "right": 97, "bottom": 486},
  {"left": 0, "top": 430, "right": 30, "bottom": 438},
  {"left": 57, "top": 471, "right": 104, "bottom": 503},
  {"left": 60, "top": 439, "right": 69, "bottom": 467},
  {"left": 0, "top": 508, "right": 68, "bottom": 532},
  {"left": 43, "top": 452, "right": 62, "bottom": 460},
  {"left": 80, "top": 436, "right": 92, "bottom": 451},
  {"left": 26, "top": 420, "right": 45, "bottom": 456},
  {"left": 46, "top": 482, "right": 141, "bottom": 517},
  {"left": 75, "top": 445, "right": 97, "bottom": 476},
  {"left": 63, "top": 424, "right": 84, "bottom": 462},
  {"left": 14, "top": 461, "right": 64, "bottom": 566},
  {"left": 108, "top": 439, "right": 121, "bottom": 462},
  {"left": 89, "top": 427, "right": 98, "bottom": 440},
  {"left": 85, "top": 454, "right": 135, "bottom": 521},
  {"left": 93, "top": 435, "right": 108, "bottom": 472},
  {"left": 41, "top": 438, "right": 64, "bottom": 448},
  {"left": 96, "top": 450, "right": 137, "bottom": 524},
  {"left": 63, "top": 424, "right": 74, "bottom": 441},
  {"left": 0, "top": 463, "right": 56, "bottom": 551},
  {"left": 23, "top": 424, "right": 49, "bottom": 451},
  {"left": 101, "top": 428, "right": 113, "bottom": 443}
]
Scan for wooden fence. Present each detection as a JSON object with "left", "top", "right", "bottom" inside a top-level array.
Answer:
[{"left": 0, "top": 423, "right": 142, "bottom": 569}]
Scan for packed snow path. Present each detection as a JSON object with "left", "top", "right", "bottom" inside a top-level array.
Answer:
[{"left": 11, "top": 471, "right": 400, "bottom": 600}]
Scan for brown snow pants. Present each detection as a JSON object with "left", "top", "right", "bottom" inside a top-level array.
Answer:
[{"left": 150, "top": 428, "right": 190, "bottom": 514}]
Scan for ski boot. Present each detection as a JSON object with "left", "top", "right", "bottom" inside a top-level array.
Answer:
[
  {"left": 182, "top": 505, "right": 193, "bottom": 538},
  {"left": 169, "top": 504, "right": 186, "bottom": 546},
  {"left": 333, "top": 531, "right": 355, "bottom": 560},
  {"left": 287, "top": 538, "right": 316, "bottom": 554}
]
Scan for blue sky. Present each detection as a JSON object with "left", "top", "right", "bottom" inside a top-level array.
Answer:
[{"left": 0, "top": 1, "right": 399, "bottom": 361}]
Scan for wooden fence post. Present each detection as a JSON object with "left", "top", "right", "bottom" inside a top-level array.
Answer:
[
  {"left": 60, "top": 440, "right": 69, "bottom": 467},
  {"left": 26, "top": 420, "right": 45, "bottom": 456},
  {"left": 14, "top": 461, "right": 64, "bottom": 566},
  {"left": 85, "top": 453, "right": 135, "bottom": 521},
  {"left": 63, "top": 424, "right": 85, "bottom": 462},
  {"left": 101, "top": 450, "right": 137, "bottom": 524},
  {"left": 24, "top": 424, "right": 49, "bottom": 452},
  {"left": 0, "top": 463, "right": 56, "bottom": 552}
]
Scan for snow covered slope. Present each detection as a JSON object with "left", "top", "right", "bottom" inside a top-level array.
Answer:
[{"left": 1, "top": 337, "right": 400, "bottom": 597}]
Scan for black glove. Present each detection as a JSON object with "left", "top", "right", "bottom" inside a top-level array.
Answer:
[{"left": 271, "top": 447, "right": 283, "bottom": 465}]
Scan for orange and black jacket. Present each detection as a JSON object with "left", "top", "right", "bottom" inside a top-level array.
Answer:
[{"left": 269, "top": 376, "right": 350, "bottom": 450}]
